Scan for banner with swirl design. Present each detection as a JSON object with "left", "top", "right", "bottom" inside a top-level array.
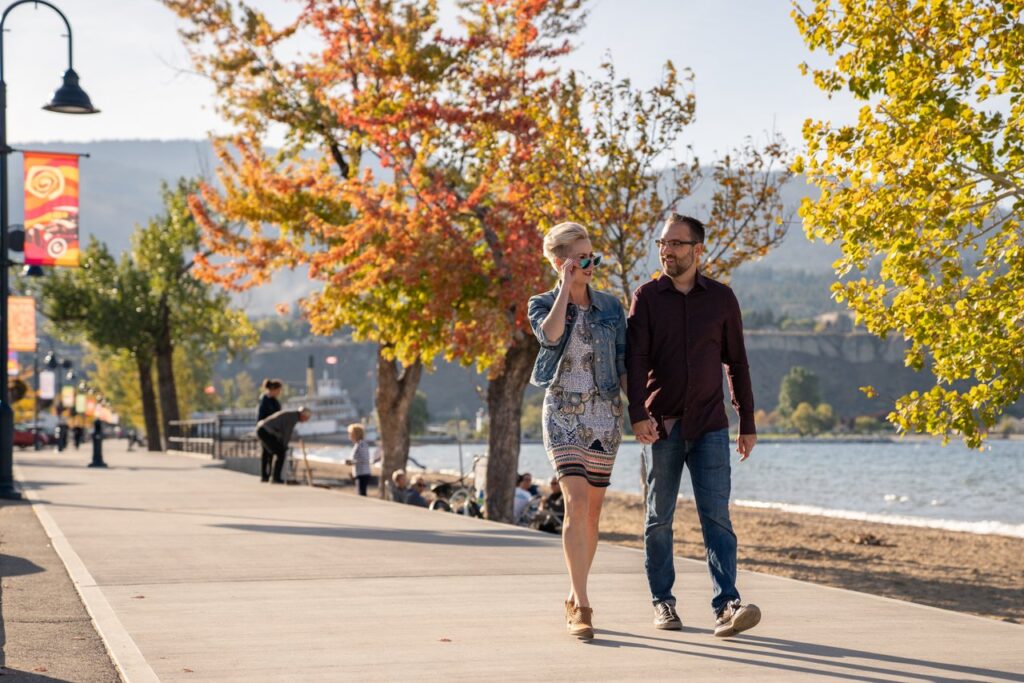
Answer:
[{"left": 23, "top": 151, "right": 80, "bottom": 267}]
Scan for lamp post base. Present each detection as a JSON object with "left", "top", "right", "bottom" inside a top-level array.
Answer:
[
  {"left": 89, "top": 427, "right": 106, "bottom": 468},
  {"left": 1, "top": 401, "right": 22, "bottom": 499},
  {"left": 0, "top": 484, "right": 23, "bottom": 499}
]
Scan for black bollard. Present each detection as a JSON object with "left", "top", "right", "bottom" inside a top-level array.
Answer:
[{"left": 88, "top": 419, "right": 107, "bottom": 468}]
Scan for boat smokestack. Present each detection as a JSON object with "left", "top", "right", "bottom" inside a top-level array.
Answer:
[{"left": 306, "top": 355, "right": 315, "bottom": 398}]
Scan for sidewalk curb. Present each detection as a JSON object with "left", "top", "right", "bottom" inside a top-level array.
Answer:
[{"left": 16, "top": 467, "right": 160, "bottom": 683}]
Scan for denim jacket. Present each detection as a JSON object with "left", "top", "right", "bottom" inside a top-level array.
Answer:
[{"left": 528, "top": 285, "right": 627, "bottom": 399}]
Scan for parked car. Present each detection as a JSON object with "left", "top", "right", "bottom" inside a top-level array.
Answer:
[{"left": 13, "top": 425, "right": 51, "bottom": 449}]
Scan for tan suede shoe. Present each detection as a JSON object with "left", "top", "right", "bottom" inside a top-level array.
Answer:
[{"left": 568, "top": 604, "right": 594, "bottom": 640}]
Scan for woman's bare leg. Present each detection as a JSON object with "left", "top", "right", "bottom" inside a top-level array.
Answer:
[
  {"left": 584, "top": 485, "right": 608, "bottom": 575},
  {"left": 560, "top": 476, "right": 592, "bottom": 607}
]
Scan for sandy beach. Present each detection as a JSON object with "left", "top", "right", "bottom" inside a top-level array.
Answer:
[{"left": 596, "top": 491, "right": 1023, "bottom": 624}]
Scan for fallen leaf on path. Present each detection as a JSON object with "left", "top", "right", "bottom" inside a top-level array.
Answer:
[
  {"left": 131, "top": 595, "right": 145, "bottom": 599},
  {"left": 439, "top": 638, "right": 452, "bottom": 642},
  {"left": 183, "top": 668, "right": 194, "bottom": 673}
]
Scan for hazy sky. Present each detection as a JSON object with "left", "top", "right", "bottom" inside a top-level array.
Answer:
[{"left": 5, "top": 0, "right": 859, "bottom": 160}]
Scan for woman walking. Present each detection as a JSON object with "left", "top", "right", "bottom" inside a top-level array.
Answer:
[
  {"left": 257, "top": 379, "right": 283, "bottom": 483},
  {"left": 527, "top": 222, "right": 627, "bottom": 640}
]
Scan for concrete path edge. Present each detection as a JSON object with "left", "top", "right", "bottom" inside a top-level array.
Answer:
[{"left": 16, "top": 467, "right": 160, "bottom": 683}]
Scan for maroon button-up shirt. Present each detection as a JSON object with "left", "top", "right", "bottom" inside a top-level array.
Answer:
[{"left": 626, "top": 272, "right": 756, "bottom": 439}]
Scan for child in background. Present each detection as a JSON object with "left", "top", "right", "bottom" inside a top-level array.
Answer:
[{"left": 348, "top": 423, "right": 372, "bottom": 496}]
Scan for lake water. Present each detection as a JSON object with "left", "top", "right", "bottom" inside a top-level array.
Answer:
[{"left": 307, "top": 439, "right": 1024, "bottom": 538}]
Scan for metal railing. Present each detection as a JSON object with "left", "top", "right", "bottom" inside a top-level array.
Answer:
[{"left": 167, "top": 415, "right": 261, "bottom": 459}]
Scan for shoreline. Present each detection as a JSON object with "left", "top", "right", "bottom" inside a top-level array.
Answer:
[
  {"left": 405, "top": 433, "right": 1024, "bottom": 446},
  {"left": 730, "top": 499, "right": 1024, "bottom": 539}
]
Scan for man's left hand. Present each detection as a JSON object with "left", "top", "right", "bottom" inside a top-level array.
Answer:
[{"left": 736, "top": 434, "right": 757, "bottom": 461}]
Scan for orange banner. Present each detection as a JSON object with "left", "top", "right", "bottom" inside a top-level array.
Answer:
[
  {"left": 23, "top": 152, "right": 80, "bottom": 266},
  {"left": 8, "top": 296, "right": 36, "bottom": 352}
]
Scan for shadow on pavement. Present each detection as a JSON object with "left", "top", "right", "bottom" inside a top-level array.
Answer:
[
  {"left": 21, "top": 498, "right": 555, "bottom": 549},
  {"left": 593, "top": 629, "right": 1024, "bottom": 683},
  {"left": 9, "top": 482, "right": 75, "bottom": 492},
  {"left": 0, "top": 666, "right": 77, "bottom": 682},
  {"left": 16, "top": 460, "right": 191, "bottom": 472},
  {"left": 0, "top": 554, "right": 45, "bottom": 578},
  {"left": 212, "top": 522, "right": 557, "bottom": 548}
]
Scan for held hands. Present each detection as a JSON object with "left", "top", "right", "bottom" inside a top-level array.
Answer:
[
  {"left": 736, "top": 434, "right": 757, "bottom": 461},
  {"left": 632, "top": 417, "right": 660, "bottom": 444},
  {"left": 632, "top": 418, "right": 755, "bottom": 457}
]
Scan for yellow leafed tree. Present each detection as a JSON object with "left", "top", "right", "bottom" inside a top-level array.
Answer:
[{"left": 793, "top": 0, "right": 1024, "bottom": 447}]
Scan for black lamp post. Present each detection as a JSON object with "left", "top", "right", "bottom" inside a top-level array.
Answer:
[{"left": 0, "top": 0, "right": 98, "bottom": 500}]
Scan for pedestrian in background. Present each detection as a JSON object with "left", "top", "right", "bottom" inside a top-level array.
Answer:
[
  {"left": 406, "top": 474, "right": 429, "bottom": 507},
  {"left": 256, "top": 407, "right": 311, "bottom": 484},
  {"left": 387, "top": 469, "right": 409, "bottom": 503},
  {"left": 348, "top": 423, "right": 372, "bottom": 496},
  {"left": 257, "top": 379, "right": 284, "bottom": 483}
]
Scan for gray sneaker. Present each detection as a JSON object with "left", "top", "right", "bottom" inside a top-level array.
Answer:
[
  {"left": 653, "top": 601, "right": 682, "bottom": 630},
  {"left": 714, "top": 599, "right": 761, "bottom": 637}
]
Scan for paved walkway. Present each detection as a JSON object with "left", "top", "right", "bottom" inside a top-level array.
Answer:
[
  {"left": 13, "top": 442, "right": 1024, "bottom": 682},
  {"left": 0, "top": 497, "right": 120, "bottom": 682}
]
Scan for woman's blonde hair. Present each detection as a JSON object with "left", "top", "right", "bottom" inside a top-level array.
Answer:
[
  {"left": 543, "top": 222, "right": 589, "bottom": 272},
  {"left": 347, "top": 423, "right": 365, "bottom": 440}
]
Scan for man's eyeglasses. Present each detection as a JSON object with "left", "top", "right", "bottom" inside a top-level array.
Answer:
[
  {"left": 655, "top": 239, "right": 699, "bottom": 250},
  {"left": 577, "top": 254, "right": 602, "bottom": 269}
]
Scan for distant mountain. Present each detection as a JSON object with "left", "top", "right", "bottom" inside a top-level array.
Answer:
[
  {"left": 7, "top": 139, "right": 839, "bottom": 315},
  {"left": 740, "top": 174, "right": 839, "bottom": 272}
]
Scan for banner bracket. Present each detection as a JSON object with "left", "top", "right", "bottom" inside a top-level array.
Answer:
[{"left": 12, "top": 148, "right": 90, "bottom": 158}]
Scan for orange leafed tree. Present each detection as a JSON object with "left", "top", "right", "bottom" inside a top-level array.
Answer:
[{"left": 166, "top": 0, "right": 585, "bottom": 517}]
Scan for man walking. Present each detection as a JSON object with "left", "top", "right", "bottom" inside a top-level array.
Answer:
[{"left": 627, "top": 214, "right": 760, "bottom": 637}]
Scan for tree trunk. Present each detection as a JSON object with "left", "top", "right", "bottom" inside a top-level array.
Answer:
[
  {"left": 154, "top": 300, "right": 180, "bottom": 451},
  {"left": 375, "top": 348, "right": 423, "bottom": 498},
  {"left": 137, "top": 354, "right": 162, "bottom": 452},
  {"left": 153, "top": 321, "right": 180, "bottom": 454},
  {"left": 485, "top": 332, "right": 539, "bottom": 522}
]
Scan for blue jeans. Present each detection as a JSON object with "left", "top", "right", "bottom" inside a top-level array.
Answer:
[{"left": 644, "top": 425, "right": 739, "bottom": 615}]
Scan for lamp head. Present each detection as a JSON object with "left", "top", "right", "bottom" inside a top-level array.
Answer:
[{"left": 42, "top": 69, "right": 99, "bottom": 114}]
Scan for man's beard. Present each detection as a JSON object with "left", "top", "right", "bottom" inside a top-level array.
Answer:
[{"left": 661, "top": 253, "right": 693, "bottom": 277}]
